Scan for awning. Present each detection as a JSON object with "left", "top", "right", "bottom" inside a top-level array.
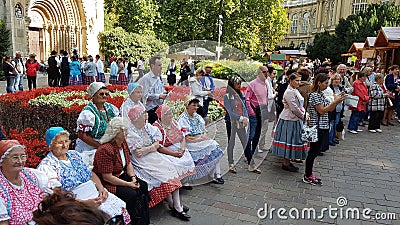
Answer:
[{"left": 270, "top": 54, "right": 286, "bottom": 60}]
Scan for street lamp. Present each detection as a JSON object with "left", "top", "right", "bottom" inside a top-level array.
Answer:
[{"left": 217, "top": 15, "right": 223, "bottom": 61}]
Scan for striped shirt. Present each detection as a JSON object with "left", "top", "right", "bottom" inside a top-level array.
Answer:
[{"left": 309, "top": 92, "right": 330, "bottom": 130}]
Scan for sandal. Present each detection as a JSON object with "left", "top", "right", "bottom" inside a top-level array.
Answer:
[
  {"left": 248, "top": 166, "right": 262, "bottom": 174},
  {"left": 229, "top": 164, "right": 237, "bottom": 174}
]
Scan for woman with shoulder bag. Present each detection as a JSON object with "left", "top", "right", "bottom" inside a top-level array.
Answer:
[
  {"left": 304, "top": 73, "right": 345, "bottom": 185},
  {"left": 223, "top": 76, "right": 249, "bottom": 173},
  {"left": 328, "top": 74, "right": 344, "bottom": 146}
]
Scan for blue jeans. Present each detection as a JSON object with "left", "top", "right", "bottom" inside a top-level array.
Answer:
[
  {"left": 14, "top": 74, "right": 23, "bottom": 91},
  {"left": 244, "top": 115, "right": 261, "bottom": 165},
  {"left": 329, "top": 112, "right": 341, "bottom": 143},
  {"left": 348, "top": 111, "right": 365, "bottom": 131},
  {"left": 6, "top": 76, "right": 15, "bottom": 93}
]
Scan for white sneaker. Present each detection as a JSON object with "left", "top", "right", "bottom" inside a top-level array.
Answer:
[
  {"left": 348, "top": 130, "right": 358, "bottom": 134},
  {"left": 368, "top": 130, "right": 376, "bottom": 133},
  {"left": 257, "top": 149, "right": 263, "bottom": 153},
  {"left": 356, "top": 129, "right": 364, "bottom": 132},
  {"left": 375, "top": 129, "right": 383, "bottom": 133}
]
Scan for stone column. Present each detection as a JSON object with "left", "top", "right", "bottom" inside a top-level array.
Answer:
[
  {"left": 335, "top": 0, "right": 342, "bottom": 24},
  {"left": 316, "top": 0, "right": 323, "bottom": 31}
]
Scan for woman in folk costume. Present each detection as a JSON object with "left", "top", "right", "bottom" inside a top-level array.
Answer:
[
  {"left": 0, "top": 140, "right": 49, "bottom": 225},
  {"left": 120, "top": 82, "right": 145, "bottom": 119},
  {"left": 126, "top": 105, "right": 191, "bottom": 221},
  {"left": 37, "top": 127, "right": 131, "bottom": 224},
  {"left": 152, "top": 104, "right": 196, "bottom": 181},
  {"left": 75, "top": 82, "right": 119, "bottom": 153},
  {"left": 177, "top": 96, "right": 224, "bottom": 184}
]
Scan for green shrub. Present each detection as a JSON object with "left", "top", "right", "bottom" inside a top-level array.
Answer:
[
  {"left": 99, "top": 27, "right": 168, "bottom": 62},
  {"left": 196, "top": 60, "right": 263, "bottom": 81}
]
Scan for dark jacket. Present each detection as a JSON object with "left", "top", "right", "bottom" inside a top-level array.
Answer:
[
  {"left": 385, "top": 73, "right": 399, "bottom": 93},
  {"left": 2, "top": 62, "right": 15, "bottom": 77}
]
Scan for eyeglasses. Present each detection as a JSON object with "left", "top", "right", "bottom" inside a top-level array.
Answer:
[
  {"left": 104, "top": 215, "right": 124, "bottom": 225},
  {"left": 99, "top": 92, "right": 110, "bottom": 97},
  {"left": 261, "top": 70, "right": 269, "bottom": 74},
  {"left": 54, "top": 140, "right": 71, "bottom": 146},
  {"left": 6, "top": 154, "right": 27, "bottom": 162}
]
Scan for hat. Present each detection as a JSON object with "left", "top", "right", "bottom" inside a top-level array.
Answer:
[
  {"left": 184, "top": 95, "right": 198, "bottom": 106},
  {"left": 127, "top": 82, "right": 142, "bottom": 96},
  {"left": 205, "top": 66, "right": 212, "bottom": 69},
  {"left": 156, "top": 104, "right": 172, "bottom": 119},
  {"left": 87, "top": 82, "right": 107, "bottom": 98},
  {"left": 0, "top": 140, "right": 25, "bottom": 163},
  {"left": 128, "top": 105, "right": 146, "bottom": 123},
  {"left": 45, "top": 127, "right": 69, "bottom": 147}
]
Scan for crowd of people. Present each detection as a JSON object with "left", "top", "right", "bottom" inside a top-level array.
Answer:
[
  {"left": 0, "top": 53, "right": 399, "bottom": 224},
  {"left": 1, "top": 50, "right": 147, "bottom": 92}
]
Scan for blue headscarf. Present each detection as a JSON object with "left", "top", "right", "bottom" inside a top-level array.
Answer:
[
  {"left": 45, "top": 127, "right": 69, "bottom": 147},
  {"left": 127, "top": 82, "right": 142, "bottom": 96}
]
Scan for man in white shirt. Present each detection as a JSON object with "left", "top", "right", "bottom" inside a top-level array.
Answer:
[
  {"left": 12, "top": 51, "right": 25, "bottom": 91},
  {"left": 95, "top": 55, "right": 105, "bottom": 83},
  {"left": 140, "top": 56, "right": 167, "bottom": 124}
]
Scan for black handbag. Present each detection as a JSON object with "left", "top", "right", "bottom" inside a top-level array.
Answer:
[{"left": 336, "top": 119, "right": 344, "bottom": 132}]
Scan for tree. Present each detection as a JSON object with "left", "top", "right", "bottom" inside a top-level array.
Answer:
[
  {"left": 98, "top": 27, "right": 168, "bottom": 60},
  {"left": 104, "top": 0, "right": 159, "bottom": 35},
  {"left": 306, "top": 32, "right": 340, "bottom": 63},
  {"left": 308, "top": 2, "right": 400, "bottom": 64},
  {"left": 0, "top": 20, "right": 11, "bottom": 57},
  {"left": 105, "top": 0, "right": 289, "bottom": 57}
]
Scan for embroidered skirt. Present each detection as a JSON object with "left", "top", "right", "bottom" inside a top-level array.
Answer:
[
  {"left": 184, "top": 139, "right": 223, "bottom": 181},
  {"left": 271, "top": 119, "right": 308, "bottom": 160},
  {"left": 109, "top": 76, "right": 117, "bottom": 85},
  {"left": 83, "top": 76, "right": 95, "bottom": 85},
  {"left": 69, "top": 75, "right": 82, "bottom": 86},
  {"left": 97, "top": 73, "right": 106, "bottom": 83},
  {"left": 117, "top": 73, "right": 128, "bottom": 85}
]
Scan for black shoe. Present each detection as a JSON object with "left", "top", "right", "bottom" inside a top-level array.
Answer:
[
  {"left": 333, "top": 140, "right": 339, "bottom": 144},
  {"left": 289, "top": 163, "right": 299, "bottom": 171},
  {"left": 291, "top": 159, "right": 303, "bottom": 163},
  {"left": 329, "top": 142, "right": 336, "bottom": 146},
  {"left": 282, "top": 164, "right": 298, "bottom": 172},
  {"left": 171, "top": 208, "right": 191, "bottom": 221},
  {"left": 318, "top": 152, "right": 324, "bottom": 156},
  {"left": 169, "top": 205, "right": 189, "bottom": 213},
  {"left": 181, "top": 185, "right": 192, "bottom": 190},
  {"left": 212, "top": 178, "right": 224, "bottom": 184}
]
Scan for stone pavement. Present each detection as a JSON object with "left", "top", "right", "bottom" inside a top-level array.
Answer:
[
  {"left": 148, "top": 117, "right": 400, "bottom": 225},
  {"left": 1, "top": 75, "right": 400, "bottom": 225}
]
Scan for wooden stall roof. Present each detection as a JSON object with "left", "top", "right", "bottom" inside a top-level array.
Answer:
[
  {"left": 364, "top": 37, "right": 376, "bottom": 48},
  {"left": 348, "top": 43, "right": 365, "bottom": 53},
  {"left": 374, "top": 27, "right": 400, "bottom": 48},
  {"left": 362, "top": 49, "right": 375, "bottom": 59},
  {"left": 279, "top": 50, "right": 301, "bottom": 55}
]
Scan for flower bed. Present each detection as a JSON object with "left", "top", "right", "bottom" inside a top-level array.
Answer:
[{"left": 0, "top": 85, "right": 226, "bottom": 164}]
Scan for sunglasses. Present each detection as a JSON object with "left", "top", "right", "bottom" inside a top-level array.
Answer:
[
  {"left": 105, "top": 215, "right": 124, "bottom": 225},
  {"left": 99, "top": 92, "right": 110, "bottom": 97}
]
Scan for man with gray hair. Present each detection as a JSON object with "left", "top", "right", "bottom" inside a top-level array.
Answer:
[
  {"left": 12, "top": 51, "right": 25, "bottom": 91},
  {"left": 335, "top": 64, "right": 353, "bottom": 94}
]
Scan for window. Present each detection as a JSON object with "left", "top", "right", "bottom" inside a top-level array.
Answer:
[
  {"left": 302, "top": 12, "right": 310, "bottom": 33},
  {"left": 291, "top": 14, "right": 298, "bottom": 34},
  {"left": 311, "top": 11, "right": 316, "bottom": 31},
  {"left": 353, "top": 0, "right": 367, "bottom": 15},
  {"left": 328, "top": 1, "right": 335, "bottom": 26}
]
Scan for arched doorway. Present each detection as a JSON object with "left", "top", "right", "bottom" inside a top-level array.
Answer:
[{"left": 27, "top": 0, "right": 87, "bottom": 61}]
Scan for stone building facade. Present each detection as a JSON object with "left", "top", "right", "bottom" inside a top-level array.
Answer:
[
  {"left": 0, "top": 0, "right": 104, "bottom": 61},
  {"left": 279, "top": 0, "right": 400, "bottom": 49}
]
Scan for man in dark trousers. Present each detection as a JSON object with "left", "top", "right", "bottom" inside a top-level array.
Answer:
[
  {"left": 60, "top": 51, "right": 70, "bottom": 87},
  {"left": 47, "top": 50, "right": 61, "bottom": 87},
  {"left": 178, "top": 59, "right": 191, "bottom": 86}
]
